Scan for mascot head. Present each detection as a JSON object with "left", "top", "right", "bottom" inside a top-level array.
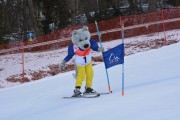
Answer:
[{"left": 71, "top": 26, "right": 91, "bottom": 50}]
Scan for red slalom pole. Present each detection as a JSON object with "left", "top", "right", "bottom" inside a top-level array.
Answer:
[
  {"left": 21, "top": 38, "right": 25, "bottom": 83},
  {"left": 161, "top": 9, "right": 167, "bottom": 46}
]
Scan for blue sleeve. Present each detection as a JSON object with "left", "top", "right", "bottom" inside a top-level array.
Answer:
[
  {"left": 64, "top": 44, "right": 75, "bottom": 62},
  {"left": 90, "top": 39, "right": 99, "bottom": 51}
]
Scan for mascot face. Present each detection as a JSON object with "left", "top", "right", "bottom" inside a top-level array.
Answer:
[{"left": 72, "top": 26, "right": 91, "bottom": 50}]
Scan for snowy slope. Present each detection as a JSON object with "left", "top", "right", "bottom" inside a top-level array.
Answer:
[{"left": 0, "top": 42, "right": 180, "bottom": 120}]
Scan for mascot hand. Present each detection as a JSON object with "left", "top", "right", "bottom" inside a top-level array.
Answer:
[
  {"left": 98, "top": 47, "right": 105, "bottom": 52},
  {"left": 59, "top": 60, "right": 66, "bottom": 70}
]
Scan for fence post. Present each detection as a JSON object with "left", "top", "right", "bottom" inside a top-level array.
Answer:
[
  {"left": 161, "top": 9, "right": 167, "bottom": 46},
  {"left": 21, "top": 34, "right": 25, "bottom": 83}
]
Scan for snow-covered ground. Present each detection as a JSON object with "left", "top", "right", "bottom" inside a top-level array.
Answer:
[
  {"left": 0, "top": 29, "right": 180, "bottom": 88},
  {"left": 0, "top": 37, "right": 180, "bottom": 120}
]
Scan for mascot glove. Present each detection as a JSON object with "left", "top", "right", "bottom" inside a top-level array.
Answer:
[
  {"left": 98, "top": 46, "right": 105, "bottom": 52},
  {"left": 59, "top": 60, "right": 66, "bottom": 70}
]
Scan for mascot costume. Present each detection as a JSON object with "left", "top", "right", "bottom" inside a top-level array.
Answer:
[{"left": 59, "top": 26, "right": 104, "bottom": 97}]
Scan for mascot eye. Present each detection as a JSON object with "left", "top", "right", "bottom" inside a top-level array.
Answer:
[
  {"left": 85, "top": 37, "right": 88, "bottom": 40},
  {"left": 79, "top": 39, "right": 83, "bottom": 42}
]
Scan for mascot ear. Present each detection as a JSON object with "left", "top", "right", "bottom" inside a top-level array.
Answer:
[
  {"left": 72, "top": 30, "right": 78, "bottom": 36},
  {"left": 82, "top": 26, "right": 89, "bottom": 31},
  {"left": 72, "top": 30, "right": 79, "bottom": 45}
]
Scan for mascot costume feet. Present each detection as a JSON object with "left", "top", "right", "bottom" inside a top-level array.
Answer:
[{"left": 59, "top": 26, "right": 104, "bottom": 97}]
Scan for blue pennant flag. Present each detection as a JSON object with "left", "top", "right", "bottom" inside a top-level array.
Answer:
[{"left": 103, "top": 44, "right": 124, "bottom": 69}]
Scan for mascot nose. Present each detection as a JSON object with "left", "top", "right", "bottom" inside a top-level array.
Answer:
[{"left": 84, "top": 44, "right": 89, "bottom": 48}]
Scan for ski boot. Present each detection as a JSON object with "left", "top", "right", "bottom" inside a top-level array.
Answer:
[
  {"left": 72, "top": 88, "right": 82, "bottom": 97},
  {"left": 83, "top": 87, "right": 98, "bottom": 96}
]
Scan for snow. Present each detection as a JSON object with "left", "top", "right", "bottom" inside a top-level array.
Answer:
[{"left": 0, "top": 34, "right": 180, "bottom": 120}]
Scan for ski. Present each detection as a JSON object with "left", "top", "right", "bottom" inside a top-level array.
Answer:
[
  {"left": 99, "top": 92, "right": 112, "bottom": 95},
  {"left": 63, "top": 91, "right": 111, "bottom": 99},
  {"left": 63, "top": 93, "right": 100, "bottom": 99}
]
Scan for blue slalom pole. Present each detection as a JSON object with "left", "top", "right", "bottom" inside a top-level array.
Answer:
[
  {"left": 121, "top": 21, "right": 125, "bottom": 96},
  {"left": 95, "top": 21, "right": 112, "bottom": 93}
]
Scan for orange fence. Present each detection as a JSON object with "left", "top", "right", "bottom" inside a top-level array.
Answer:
[{"left": 0, "top": 7, "right": 180, "bottom": 55}]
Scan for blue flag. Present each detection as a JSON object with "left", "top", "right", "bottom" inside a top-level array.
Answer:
[{"left": 103, "top": 44, "right": 124, "bottom": 69}]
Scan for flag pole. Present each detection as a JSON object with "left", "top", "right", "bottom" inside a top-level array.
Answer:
[
  {"left": 95, "top": 21, "right": 112, "bottom": 93},
  {"left": 120, "top": 17, "right": 125, "bottom": 96}
]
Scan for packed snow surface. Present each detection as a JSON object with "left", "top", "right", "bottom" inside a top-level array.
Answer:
[{"left": 0, "top": 41, "right": 180, "bottom": 120}]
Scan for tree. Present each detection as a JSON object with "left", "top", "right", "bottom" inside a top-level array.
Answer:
[
  {"left": 0, "top": 0, "right": 6, "bottom": 38},
  {"left": 0, "top": 0, "right": 42, "bottom": 40},
  {"left": 38, "top": 0, "right": 71, "bottom": 34},
  {"left": 28, "top": 0, "right": 42, "bottom": 36},
  {"left": 70, "top": 0, "right": 76, "bottom": 26},
  {"left": 149, "top": 0, "right": 157, "bottom": 12},
  {"left": 78, "top": 0, "right": 122, "bottom": 23},
  {"left": 167, "top": 0, "right": 180, "bottom": 6},
  {"left": 128, "top": 0, "right": 144, "bottom": 14}
]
